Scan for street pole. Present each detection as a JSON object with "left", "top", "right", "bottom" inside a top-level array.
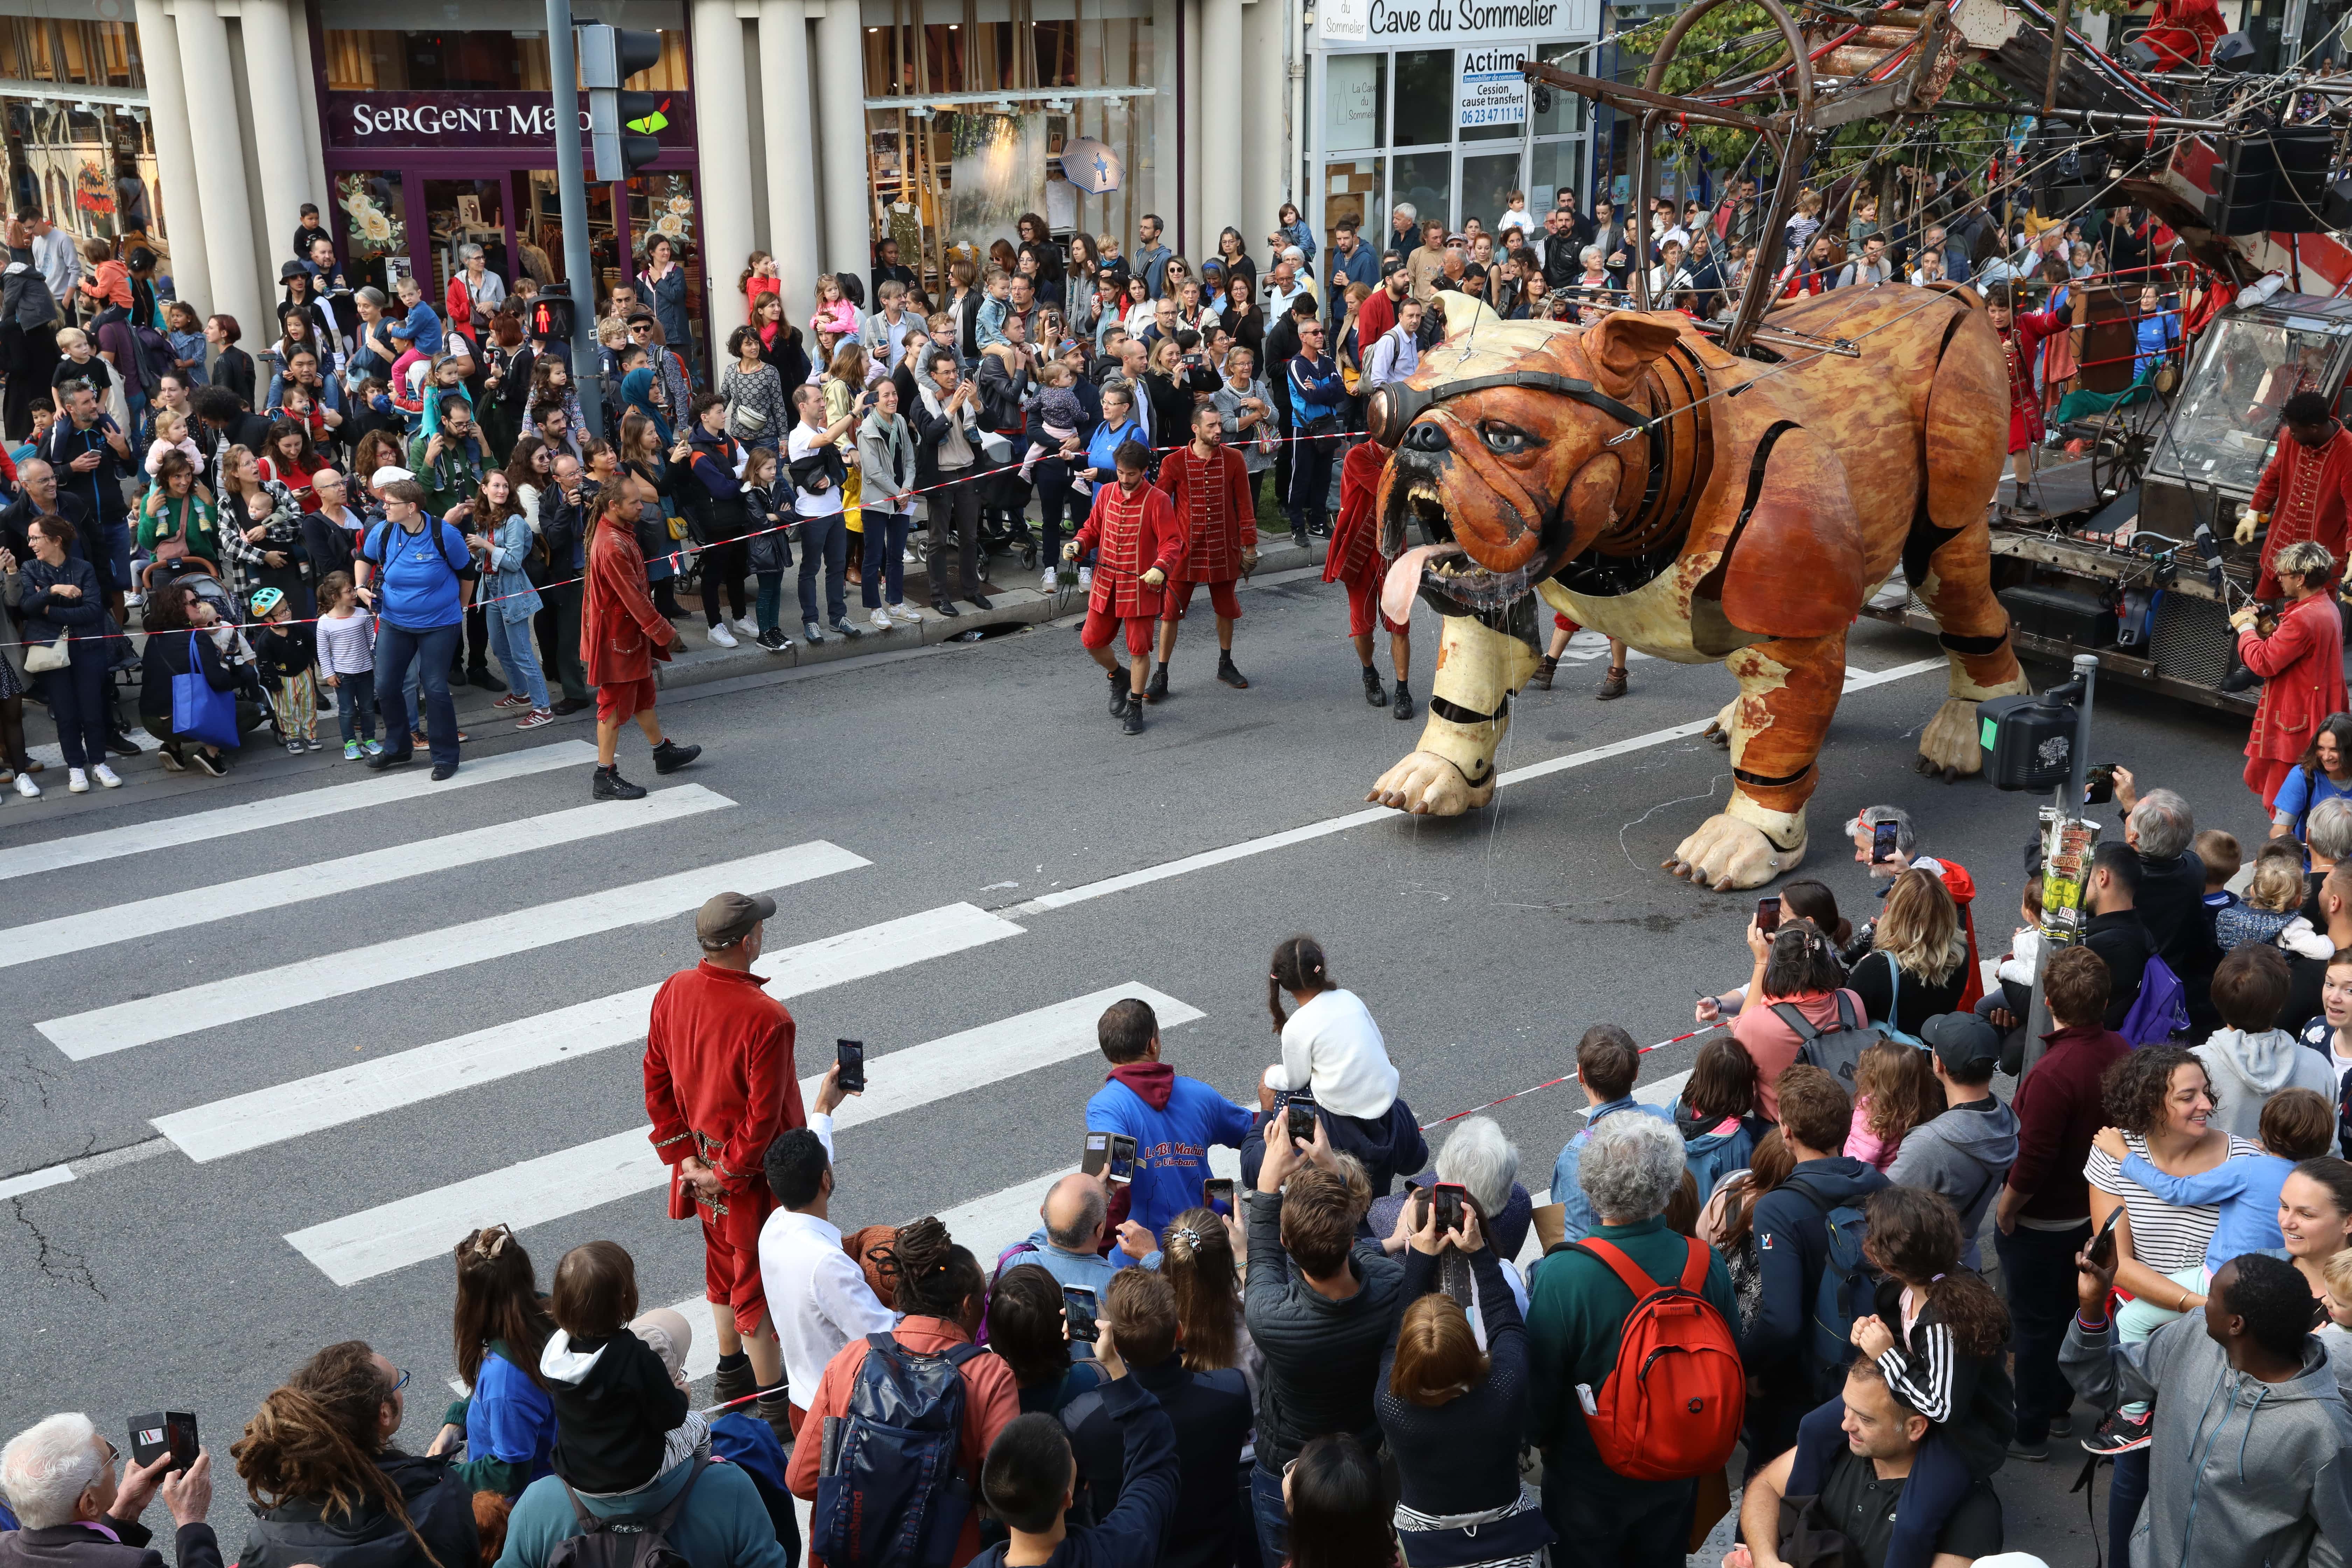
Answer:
[
  {"left": 2018, "top": 652, "right": 2100, "bottom": 1077},
  {"left": 547, "top": 0, "right": 604, "bottom": 437}
]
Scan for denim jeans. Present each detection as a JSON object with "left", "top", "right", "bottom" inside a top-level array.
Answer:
[
  {"left": 860, "top": 510, "right": 913, "bottom": 608},
  {"left": 797, "top": 511, "right": 849, "bottom": 626},
  {"left": 486, "top": 611, "right": 550, "bottom": 709},
  {"left": 374, "top": 620, "right": 461, "bottom": 767},
  {"left": 332, "top": 670, "right": 377, "bottom": 743},
  {"left": 1246, "top": 1462, "right": 1287, "bottom": 1568},
  {"left": 1993, "top": 1219, "right": 2091, "bottom": 1443}
]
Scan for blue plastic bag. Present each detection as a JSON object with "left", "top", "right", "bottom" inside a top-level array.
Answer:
[{"left": 170, "top": 631, "right": 239, "bottom": 749}]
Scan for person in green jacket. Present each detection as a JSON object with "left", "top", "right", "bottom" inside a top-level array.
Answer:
[
  {"left": 138, "top": 450, "right": 218, "bottom": 567},
  {"left": 408, "top": 393, "right": 488, "bottom": 520},
  {"left": 1525, "top": 1109, "right": 1742, "bottom": 1562}
]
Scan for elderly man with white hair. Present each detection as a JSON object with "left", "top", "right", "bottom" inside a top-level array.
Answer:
[
  {"left": 2110, "top": 771, "right": 2225, "bottom": 1028},
  {"left": 1525, "top": 1111, "right": 1740, "bottom": 1562},
  {"left": 0, "top": 1412, "right": 216, "bottom": 1568},
  {"left": 1371, "top": 1115, "right": 1535, "bottom": 1297}
]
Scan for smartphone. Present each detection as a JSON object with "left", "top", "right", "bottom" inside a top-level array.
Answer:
[
  {"left": 1280, "top": 1091, "right": 1317, "bottom": 1145},
  {"left": 1202, "top": 1176, "right": 1236, "bottom": 1215},
  {"left": 128, "top": 1412, "right": 197, "bottom": 1473},
  {"left": 1871, "top": 820, "right": 1901, "bottom": 864},
  {"left": 1082, "top": 1130, "right": 1111, "bottom": 1177},
  {"left": 2085, "top": 762, "right": 2119, "bottom": 806},
  {"left": 835, "top": 1038, "right": 865, "bottom": 1095},
  {"left": 2087, "top": 1204, "right": 2126, "bottom": 1271},
  {"left": 1107, "top": 1134, "right": 1137, "bottom": 1185},
  {"left": 1062, "top": 1284, "right": 1099, "bottom": 1343},
  {"left": 1756, "top": 895, "right": 1782, "bottom": 936}
]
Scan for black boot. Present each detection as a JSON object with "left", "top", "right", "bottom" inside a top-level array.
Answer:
[
  {"left": 1107, "top": 671, "right": 1131, "bottom": 718},
  {"left": 1531, "top": 654, "right": 1559, "bottom": 691},
  {"left": 1362, "top": 664, "right": 1388, "bottom": 707},
  {"left": 1121, "top": 700, "right": 1145, "bottom": 736},
  {"left": 1217, "top": 652, "right": 1248, "bottom": 689},
  {"left": 652, "top": 738, "right": 702, "bottom": 774},
  {"left": 1144, "top": 662, "right": 1169, "bottom": 703},
  {"left": 1392, "top": 679, "right": 1416, "bottom": 721},
  {"left": 592, "top": 763, "right": 646, "bottom": 800}
]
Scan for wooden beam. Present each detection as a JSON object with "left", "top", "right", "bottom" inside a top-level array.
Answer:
[{"left": 1520, "top": 60, "right": 1792, "bottom": 134}]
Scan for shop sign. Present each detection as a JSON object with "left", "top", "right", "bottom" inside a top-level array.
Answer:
[
  {"left": 1457, "top": 46, "right": 1527, "bottom": 128},
  {"left": 1318, "top": 0, "right": 1600, "bottom": 48},
  {"left": 325, "top": 90, "right": 695, "bottom": 150}
]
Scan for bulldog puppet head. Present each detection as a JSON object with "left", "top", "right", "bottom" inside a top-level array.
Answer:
[{"left": 1367, "top": 294, "right": 1687, "bottom": 614}]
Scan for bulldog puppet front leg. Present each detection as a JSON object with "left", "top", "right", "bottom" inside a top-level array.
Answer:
[
  {"left": 1664, "top": 630, "right": 1845, "bottom": 890},
  {"left": 1366, "top": 612, "right": 1536, "bottom": 813}
]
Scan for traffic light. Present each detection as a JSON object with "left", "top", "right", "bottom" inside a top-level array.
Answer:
[{"left": 580, "top": 25, "right": 663, "bottom": 182}]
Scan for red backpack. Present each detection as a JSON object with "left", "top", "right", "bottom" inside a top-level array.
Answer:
[{"left": 1567, "top": 1236, "right": 1745, "bottom": 1480}]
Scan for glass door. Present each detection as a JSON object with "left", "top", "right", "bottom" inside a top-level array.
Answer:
[
  {"left": 1457, "top": 150, "right": 1524, "bottom": 236},
  {"left": 419, "top": 175, "right": 511, "bottom": 314}
]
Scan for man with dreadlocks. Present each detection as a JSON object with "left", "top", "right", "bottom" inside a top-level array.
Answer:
[
  {"left": 786, "top": 1217, "right": 1017, "bottom": 1566},
  {"left": 2238, "top": 390, "right": 2352, "bottom": 602},
  {"left": 231, "top": 1340, "right": 480, "bottom": 1568}
]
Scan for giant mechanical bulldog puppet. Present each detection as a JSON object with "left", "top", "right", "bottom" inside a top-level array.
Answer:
[{"left": 1363, "top": 289, "right": 2030, "bottom": 889}]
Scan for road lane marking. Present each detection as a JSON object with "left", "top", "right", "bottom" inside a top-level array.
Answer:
[
  {"left": 0, "top": 740, "right": 600, "bottom": 880},
  {"left": 285, "top": 982, "right": 1201, "bottom": 1286},
  {"left": 40, "top": 841, "right": 869, "bottom": 1059}
]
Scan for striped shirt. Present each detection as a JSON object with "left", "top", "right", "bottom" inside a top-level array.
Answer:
[{"left": 2085, "top": 1132, "right": 2262, "bottom": 1274}]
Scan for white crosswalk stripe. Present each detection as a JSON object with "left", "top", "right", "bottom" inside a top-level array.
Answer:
[
  {"left": 284, "top": 983, "right": 1205, "bottom": 1287},
  {"left": 154, "top": 901, "right": 1029, "bottom": 1163},
  {"left": 0, "top": 740, "right": 599, "bottom": 880},
  {"left": 37, "top": 841, "right": 870, "bottom": 1058},
  {"left": 0, "top": 785, "right": 735, "bottom": 969}
]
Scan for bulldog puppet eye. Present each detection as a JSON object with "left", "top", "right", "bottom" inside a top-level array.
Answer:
[{"left": 1479, "top": 422, "right": 1533, "bottom": 456}]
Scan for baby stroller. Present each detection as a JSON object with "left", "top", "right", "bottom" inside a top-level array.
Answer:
[{"left": 164, "top": 566, "right": 280, "bottom": 743}]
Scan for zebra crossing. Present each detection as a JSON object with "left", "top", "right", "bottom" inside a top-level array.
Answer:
[{"left": 7, "top": 744, "right": 1217, "bottom": 1329}]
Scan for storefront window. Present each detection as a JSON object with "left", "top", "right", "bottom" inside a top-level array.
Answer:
[
  {"left": 336, "top": 171, "right": 411, "bottom": 294},
  {"left": 1325, "top": 53, "right": 1385, "bottom": 153},
  {"left": 1529, "top": 41, "right": 1587, "bottom": 137},
  {"left": 1392, "top": 150, "right": 1451, "bottom": 231},
  {"left": 1528, "top": 139, "right": 1585, "bottom": 212},
  {"left": 627, "top": 170, "right": 701, "bottom": 360},
  {"left": 512, "top": 168, "right": 614, "bottom": 292},
  {"left": 1324, "top": 156, "right": 1384, "bottom": 242},
  {"left": 423, "top": 178, "right": 509, "bottom": 302},
  {"left": 1459, "top": 151, "right": 1522, "bottom": 232},
  {"left": 1392, "top": 49, "right": 1453, "bottom": 149},
  {"left": 323, "top": 27, "right": 689, "bottom": 92}
]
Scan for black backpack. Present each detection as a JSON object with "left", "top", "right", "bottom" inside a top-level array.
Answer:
[
  {"left": 1771, "top": 992, "right": 1881, "bottom": 1091},
  {"left": 546, "top": 1457, "right": 704, "bottom": 1568}
]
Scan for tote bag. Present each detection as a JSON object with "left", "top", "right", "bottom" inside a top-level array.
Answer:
[{"left": 170, "top": 631, "right": 239, "bottom": 749}]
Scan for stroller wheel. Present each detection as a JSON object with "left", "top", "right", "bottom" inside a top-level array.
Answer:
[{"left": 1021, "top": 545, "right": 1038, "bottom": 570}]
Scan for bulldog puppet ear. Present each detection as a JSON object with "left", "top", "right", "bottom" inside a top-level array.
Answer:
[{"left": 1575, "top": 310, "right": 1685, "bottom": 399}]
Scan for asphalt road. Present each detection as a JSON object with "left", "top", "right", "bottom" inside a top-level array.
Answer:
[{"left": 0, "top": 561, "right": 2272, "bottom": 1564}]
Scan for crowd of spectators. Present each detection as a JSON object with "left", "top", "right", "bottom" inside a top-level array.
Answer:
[{"left": 14, "top": 754, "right": 2352, "bottom": 1568}]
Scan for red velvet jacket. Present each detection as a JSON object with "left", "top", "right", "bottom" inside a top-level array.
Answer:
[
  {"left": 2240, "top": 591, "right": 2348, "bottom": 765},
  {"left": 2250, "top": 425, "right": 2352, "bottom": 599},
  {"left": 1073, "top": 479, "right": 1188, "bottom": 618},
  {"left": 1326, "top": 440, "right": 1389, "bottom": 587},
  {"left": 581, "top": 509, "right": 673, "bottom": 684},
  {"left": 644, "top": 961, "right": 804, "bottom": 1219},
  {"left": 1156, "top": 442, "right": 1255, "bottom": 582}
]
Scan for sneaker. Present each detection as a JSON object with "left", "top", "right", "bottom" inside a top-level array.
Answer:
[
  {"left": 871, "top": 608, "right": 894, "bottom": 631},
  {"left": 2049, "top": 1413, "right": 2075, "bottom": 1439},
  {"left": 733, "top": 616, "right": 760, "bottom": 639},
  {"left": 190, "top": 751, "right": 227, "bottom": 777},
  {"left": 1041, "top": 567, "right": 1059, "bottom": 593},
  {"left": 2007, "top": 1435, "right": 2050, "bottom": 1463},
  {"left": 652, "top": 738, "right": 703, "bottom": 775},
  {"left": 361, "top": 739, "right": 384, "bottom": 757},
  {"left": 2082, "top": 1409, "right": 2153, "bottom": 1456},
  {"left": 707, "top": 622, "right": 740, "bottom": 649},
  {"left": 492, "top": 692, "right": 532, "bottom": 709},
  {"left": 14, "top": 771, "right": 39, "bottom": 797},
  {"left": 890, "top": 602, "right": 922, "bottom": 625},
  {"left": 344, "top": 740, "right": 363, "bottom": 760},
  {"left": 1078, "top": 567, "right": 1093, "bottom": 591},
  {"left": 804, "top": 621, "right": 826, "bottom": 645},
  {"left": 285, "top": 739, "right": 306, "bottom": 755},
  {"left": 516, "top": 708, "right": 554, "bottom": 730},
  {"left": 305, "top": 736, "right": 328, "bottom": 752},
  {"left": 832, "top": 616, "right": 864, "bottom": 640},
  {"left": 67, "top": 768, "right": 88, "bottom": 793},
  {"left": 91, "top": 763, "right": 121, "bottom": 789},
  {"left": 158, "top": 748, "right": 186, "bottom": 772}
]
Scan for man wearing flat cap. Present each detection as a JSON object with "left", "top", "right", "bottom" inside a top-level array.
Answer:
[{"left": 644, "top": 889, "right": 804, "bottom": 1448}]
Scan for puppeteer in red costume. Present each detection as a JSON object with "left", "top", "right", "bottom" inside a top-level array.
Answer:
[
  {"left": 2243, "top": 395, "right": 2352, "bottom": 600},
  {"left": 2139, "top": 0, "right": 2224, "bottom": 68},
  {"left": 2233, "top": 545, "right": 2349, "bottom": 808},
  {"left": 1070, "top": 441, "right": 1189, "bottom": 734},
  {"left": 1329, "top": 439, "right": 1415, "bottom": 718},
  {"left": 644, "top": 891, "right": 805, "bottom": 1372},
  {"left": 1989, "top": 287, "right": 2068, "bottom": 455},
  {"left": 1150, "top": 412, "right": 1257, "bottom": 696}
]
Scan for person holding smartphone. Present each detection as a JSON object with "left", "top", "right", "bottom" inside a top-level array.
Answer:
[{"left": 1848, "top": 804, "right": 1987, "bottom": 1013}]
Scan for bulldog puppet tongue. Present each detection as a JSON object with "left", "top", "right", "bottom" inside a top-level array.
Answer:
[{"left": 1382, "top": 543, "right": 1461, "bottom": 628}]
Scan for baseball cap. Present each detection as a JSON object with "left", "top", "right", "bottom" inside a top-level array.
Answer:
[
  {"left": 696, "top": 890, "right": 776, "bottom": 950},
  {"left": 371, "top": 465, "right": 415, "bottom": 488},
  {"left": 1922, "top": 1012, "right": 2000, "bottom": 1078}
]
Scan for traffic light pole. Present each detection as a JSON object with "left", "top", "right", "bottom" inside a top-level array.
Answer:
[
  {"left": 546, "top": 0, "right": 604, "bottom": 437},
  {"left": 2017, "top": 653, "right": 2101, "bottom": 1077}
]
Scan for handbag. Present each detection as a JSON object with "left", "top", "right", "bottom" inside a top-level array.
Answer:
[
  {"left": 1301, "top": 413, "right": 1344, "bottom": 455},
  {"left": 169, "top": 631, "right": 239, "bottom": 748},
  {"left": 24, "top": 631, "right": 69, "bottom": 673}
]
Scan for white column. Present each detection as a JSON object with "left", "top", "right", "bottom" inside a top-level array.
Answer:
[
  {"left": 691, "top": 0, "right": 757, "bottom": 341},
  {"left": 1199, "top": 0, "right": 1242, "bottom": 249},
  {"left": 812, "top": 1, "right": 869, "bottom": 280},
  {"left": 1151, "top": 0, "right": 1179, "bottom": 239},
  {"left": 239, "top": 0, "right": 313, "bottom": 279},
  {"left": 134, "top": 0, "right": 210, "bottom": 315},
  {"left": 1240, "top": 0, "right": 1286, "bottom": 232},
  {"left": 758, "top": 0, "right": 820, "bottom": 305},
  {"left": 287, "top": 0, "right": 331, "bottom": 217},
  {"left": 172, "top": 0, "right": 264, "bottom": 335}
]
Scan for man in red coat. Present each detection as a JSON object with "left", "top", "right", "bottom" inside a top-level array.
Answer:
[
  {"left": 581, "top": 475, "right": 700, "bottom": 798},
  {"left": 1328, "top": 439, "right": 1415, "bottom": 718},
  {"left": 1989, "top": 284, "right": 2069, "bottom": 500},
  {"left": 2238, "top": 392, "right": 2352, "bottom": 601},
  {"left": 645, "top": 889, "right": 804, "bottom": 1446},
  {"left": 2232, "top": 540, "right": 2349, "bottom": 809},
  {"left": 1151, "top": 402, "right": 1258, "bottom": 698},
  {"left": 1065, "top": 438, "right": 1188, "bottom": 735}
]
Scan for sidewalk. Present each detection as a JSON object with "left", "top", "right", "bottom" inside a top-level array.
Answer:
[{"left": 10, "top": 533, "right": 1331, "bottom": 800}]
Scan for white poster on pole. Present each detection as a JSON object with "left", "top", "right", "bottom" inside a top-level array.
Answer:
[{"left": 1457, "top": 46, "right": 1529, "bottom": 131}]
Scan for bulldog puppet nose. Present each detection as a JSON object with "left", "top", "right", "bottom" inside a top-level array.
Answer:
[{"left": 1401, "top": 421, "right": 1450, "bottom": 454}]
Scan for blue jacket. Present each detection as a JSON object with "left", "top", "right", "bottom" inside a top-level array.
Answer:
[
  {"left": 498, "top": 1458, "right": 788, "bottom": 1568},
  {"left": 1668, "top": 1101, "right": 1763, "bottom": 1207},
  {"left": 2124, "top": 1149, "right": 2292, "bottom": 1271},
  {"left": 484, "top": 513, "right": 543, "bottom": 622},
  {"left": 462, "top": 1346, "right": 556, "bottom": 1488},
  {"left": 386, "top": 297, "right": 443, "bottom": 355},
  {"left": 360, "top": 516, "right": 468, "bottom": 629},
  {"left": 1326, "top": 239, "right": 1379, "bottom": 310},
  {"left": 1286, "top": 353, "right": 1345, "bottom": 426},
  {"left": 1747, "top": 1156, "right": 1891, "bottom": 1374},
  {"left": 1086, "top": 1070, "right": 1256, "bottom": 1234},
  {"left": 1549, "top": 1099, "right": 1674, "bottom": 1243}
]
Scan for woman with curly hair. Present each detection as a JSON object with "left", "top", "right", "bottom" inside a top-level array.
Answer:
[
  {"left": 784, "top": 1215, "right": 1016, "bottom": 1559},
  {"left": 232, "top": 1340, "right": 479, "bottom": 1568}
]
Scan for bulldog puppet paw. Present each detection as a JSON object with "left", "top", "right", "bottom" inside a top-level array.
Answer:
[
  {"left": 1665, "top": 811, "right": 1802, "bottom": 892},
  {"left": 1368, "top": 751, "right": 1496, "bottom": 816}
]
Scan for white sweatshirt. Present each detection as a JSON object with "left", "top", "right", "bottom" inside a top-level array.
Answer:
[{"left": 1266, "top": 987, "right": 1399, "bottom": 1120}]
